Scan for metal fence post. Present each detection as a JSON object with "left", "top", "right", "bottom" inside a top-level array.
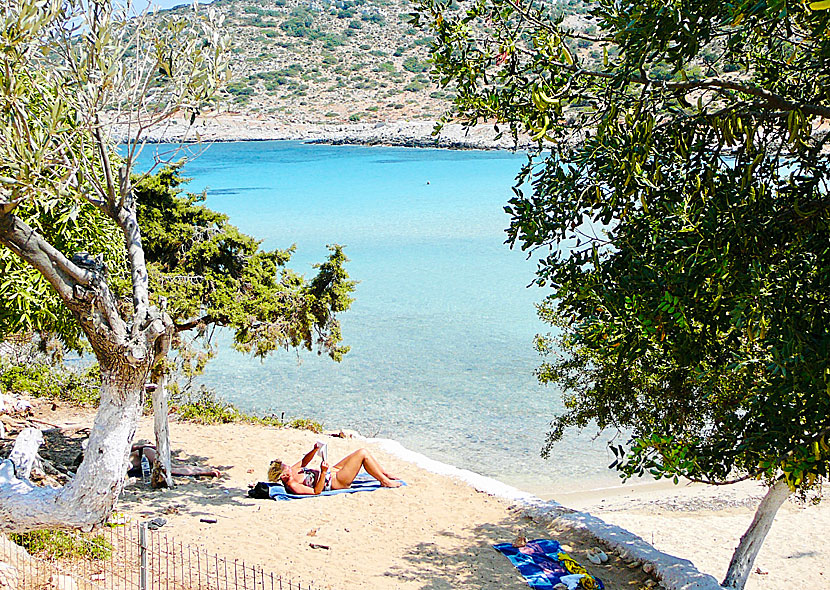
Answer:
[{"left": 139, "top": 523, "right": 149, "bottom": 590}]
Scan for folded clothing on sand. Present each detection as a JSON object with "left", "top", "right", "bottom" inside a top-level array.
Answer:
[
  {"left": 248, "top": 474, "right": 406, "bottom": 501},
  {"left": 493, "top": 539, "right": 604, "bottom": 590}
]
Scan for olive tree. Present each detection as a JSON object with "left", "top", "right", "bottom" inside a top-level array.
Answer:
[
  {"left": 414, "top": 0, "right": 830, "bottom": 588},
  {"left": 0, "top": 0, "right": 231, "bottom": 530}
]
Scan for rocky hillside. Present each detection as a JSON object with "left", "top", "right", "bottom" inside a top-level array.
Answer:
[
  {"left": 156, "top": 0, "right": 736, "bottom": 128},
  {"left": 159, "top": 0, "right": 455, "bottom": 124}
]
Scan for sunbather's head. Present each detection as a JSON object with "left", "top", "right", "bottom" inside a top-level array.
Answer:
[{"left": 267, "top": 459, "right": 288, "bottom": 483}]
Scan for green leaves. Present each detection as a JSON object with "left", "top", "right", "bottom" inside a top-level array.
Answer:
[
  {"left": 417, "top": 0, "right": 830, "bottom": 495},
  {"left": 134, "top": 167, "right": 355, "bottom": 376}
]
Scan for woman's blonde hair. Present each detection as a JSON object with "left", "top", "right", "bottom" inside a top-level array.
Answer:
[{"left": 267, "top": 459, "right": 287, "bottom": 483}]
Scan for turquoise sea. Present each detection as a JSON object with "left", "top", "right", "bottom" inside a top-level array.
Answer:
[{"left": 136, "top": 141, "right": 619, "bottom": 497}]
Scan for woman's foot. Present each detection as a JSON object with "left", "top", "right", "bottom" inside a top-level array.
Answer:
[{"left": 381, "top": 478, "right": 402, "bottom": 488}]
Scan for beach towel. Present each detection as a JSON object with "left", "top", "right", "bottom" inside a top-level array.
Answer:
[
  {"left": 493, "top": 539, "right": 604, "bottom": 590},
  {"left": 248, "top": 474, "right": 405, "bottom": 501}
]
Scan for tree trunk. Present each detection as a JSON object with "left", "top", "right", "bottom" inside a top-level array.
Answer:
[
  {"left": 151, "top": 372, "right": 174, "bottom": 488},
  {"left": 0, "top": 360, "right": 148, "bottom": 533},
  {"left": 721, "top": 479, "right": 790, "bottom": 590}
]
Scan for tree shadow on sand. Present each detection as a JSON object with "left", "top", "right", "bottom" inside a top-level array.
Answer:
[{"left": 383, "top": 513, "right": 649, "bottom": 590}]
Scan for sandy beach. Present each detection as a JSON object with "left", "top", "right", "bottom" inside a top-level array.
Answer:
[
  {"left": 114, "top": 418, "right": 654, "bottom": 590},
  {"left": 5, "top": 400, "right": 829, "bottom": 590}
]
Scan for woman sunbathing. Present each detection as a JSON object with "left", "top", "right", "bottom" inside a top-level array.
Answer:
[{"left": 268, "top": 443, "right": 401, "bottom": 495}]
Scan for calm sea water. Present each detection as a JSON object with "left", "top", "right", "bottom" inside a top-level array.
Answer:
[{"left": 136, "top": 141, "right": 619, "bottom": 496}]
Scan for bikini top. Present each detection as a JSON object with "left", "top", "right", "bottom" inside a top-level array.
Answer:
[{"left": 299, "top": 467, "right": 319, "bottom": 488}]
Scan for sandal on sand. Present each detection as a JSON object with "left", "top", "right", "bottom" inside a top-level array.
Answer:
[{"left": 587, "top": 547, "right": 608, "bottom": 564}]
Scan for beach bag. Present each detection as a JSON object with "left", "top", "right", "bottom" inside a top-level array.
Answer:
[{"left": 248, "top": 482, "right": 276, "bottom": 499}]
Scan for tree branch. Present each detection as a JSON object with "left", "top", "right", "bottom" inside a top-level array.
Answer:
[
  {"left": 469, "top": 36, "right": 830, "bottom": 119},
  {"left": 175, "top": 314, "right": 215, "bottom": 333},
  {"left": 0, "top": 213, "right": 92, "bottom": 302}
]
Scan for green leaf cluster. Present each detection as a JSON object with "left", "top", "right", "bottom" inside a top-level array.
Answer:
[
  {"left": 134, "top": 165, "right": 354, "bottom": 364},
  {"left": 0, "top": 360, "right": 101, "bottom": 406},
  {"left": 0, "top": 187, "right": 125, "bottom": 351},
  {"left": 417, "top": 0, "right": 830, "bottom": 493},
  {"left": 9, "top": 530, "right": 111, "bottom": 560}
]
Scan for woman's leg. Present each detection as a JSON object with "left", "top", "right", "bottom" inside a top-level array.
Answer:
[
  {"left": 331, "top": 448, "right": 402, "bottom": 489},
  {"left": 142, "top": 445, "right": 220, "bottom": 477}
]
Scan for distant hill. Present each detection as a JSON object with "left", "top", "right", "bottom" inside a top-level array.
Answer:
[
  {"left": 154, "top": 0, "right": 738, "bottom": 127},
  {"left": 158, "top": 0, "right": 455, "bottom": 124}
]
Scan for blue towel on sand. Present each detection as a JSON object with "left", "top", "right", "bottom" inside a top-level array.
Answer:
[
  {"left": 493, "top": 539, "right": 604, "bottom": 590},
  {"left": 248, "top": 474, "right": 405, "bottom": 501}
]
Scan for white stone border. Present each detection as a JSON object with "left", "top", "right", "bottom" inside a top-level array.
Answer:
[{"left": 367, "top": 437, "right": 724, "bottom": 590}]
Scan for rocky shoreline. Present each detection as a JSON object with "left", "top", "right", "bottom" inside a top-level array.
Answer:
[{"left": 107, "top": 114, "right": 536, "bottom": 151}]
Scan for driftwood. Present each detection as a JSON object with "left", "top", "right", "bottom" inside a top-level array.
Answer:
[
  {"left": 7, "top": 429, "right": 43, "bottom": 480},
  {"left": 27, "top": 418, "right": 59, "bottom": 429},
  {"left": 40, "top": 425, "right": 90, "bottom": 436}
]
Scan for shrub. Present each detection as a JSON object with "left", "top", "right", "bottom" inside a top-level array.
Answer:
[
  {"left": 287, "top": 418, "right": 323, "bottom": 433},
  {"left": 227, "top": 81, "right": 253, "bottom": 96},
  {"left": 321, "top": 34, "right": 345, "bottom": 48},
  {"left": 402, "top": 56, "right": 429, "bottom": 73},
  {"left": 10, "top": 530, "right": 112, "bottom": 560},
  {"left": 0, "top": 362, "right": 100, "bottom": 406},
  {"left": 174, "top": 389, "right": 247, "bottom": 424},
  {"left": 280, "top": 8, "right": 322, "bottom": 39},
  {"left": 404, "top": 80, "right": 426, "bottom": 92},
  {"left": 361, "top": 12, "right": 385, "bottom": 25}
]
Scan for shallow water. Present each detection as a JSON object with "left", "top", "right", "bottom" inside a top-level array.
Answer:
[{"left": 135, "top": 141, "right": 621, "bottom": 496}]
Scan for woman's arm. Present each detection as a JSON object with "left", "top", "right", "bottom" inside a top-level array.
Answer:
[
  {"left": 298, "top": 442, "right": 323, "bottom": 468},
  {"left": 312, "top": 463, "right": 329, "bottom": 495},
  {"left": 284, "top": 479, "right": 316, "bottom": 495}
]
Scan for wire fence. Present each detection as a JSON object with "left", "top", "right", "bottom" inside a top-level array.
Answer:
[{"left": 0, "top": 523, "right": 321, "bottom": 590}]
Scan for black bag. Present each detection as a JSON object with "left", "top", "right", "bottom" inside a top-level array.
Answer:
[{"left": 247, "top": 482, "right": 274, "bottom": 499}]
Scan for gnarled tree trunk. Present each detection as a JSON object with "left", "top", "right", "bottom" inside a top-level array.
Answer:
[
  {"left": 0, "top": 358, "right": 150, "bottom": 532},
  {"left": 0, "top": 185, "right": 170, "bottom": 532}
]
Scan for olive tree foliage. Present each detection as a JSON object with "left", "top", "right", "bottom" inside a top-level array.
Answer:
[
  {"left": 0, "top": 0, "right": 231, "bottom": 531},
  {"left": 414, "top": 0, "right": 830, "bottom": 587}
]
